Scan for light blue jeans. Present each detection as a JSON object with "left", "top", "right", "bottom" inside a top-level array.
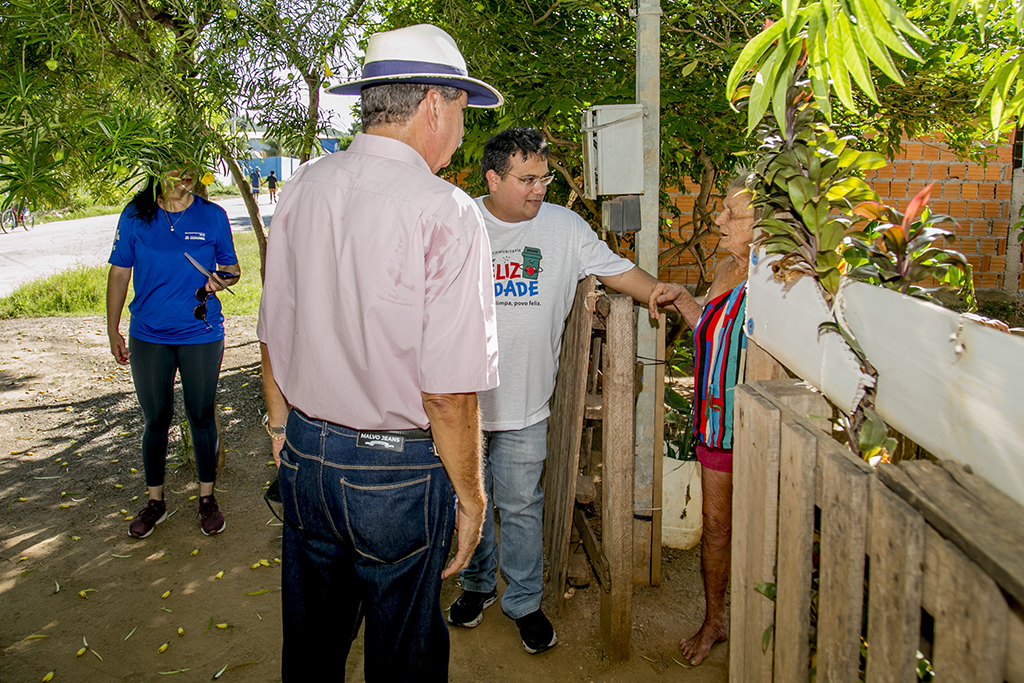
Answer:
[{"left": 460, "top": 418, "right": 548, "bottom": 619}]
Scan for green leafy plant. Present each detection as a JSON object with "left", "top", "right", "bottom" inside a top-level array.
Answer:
[
  {"left": 664, "top": 338, "right": 697, "bottom": 461},
  {"left": 845, "top": 183, "right": 973, "bottom": 305},
  {"left": 746, "top": 69, "right": 882, "bottom": 304},
  {"left": 664, "top": 385, "right": 697, "bottom": 461}
]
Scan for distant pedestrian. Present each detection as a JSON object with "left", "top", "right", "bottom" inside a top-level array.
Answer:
[
  {"left": 267, "top": 171, "right": 278, "bottom": 203},
  {"left": 249, "top": 168, "right": 261, "bottom": 202}
]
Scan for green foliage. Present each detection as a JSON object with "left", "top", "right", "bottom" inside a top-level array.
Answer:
[
  {"left": 845, "top": 183, "right": 974, "bottom": 303},
  {"left": 746, "top": 75, "right": 879, "bottom": 301},
  {"left": 386, "top": 0, "right": 760, "bottom": 287},
  {"left": 0, "top": 265, "right": 112, "bottom": 318},
  {"left": 726, "top": 0, "right": 929, "bottom": 133},
  {"left": 664, "top": 384, "right": 697, "bottom": 461},
  {"left": 664, "top": 337, "right": 697, "bottom": 461}
]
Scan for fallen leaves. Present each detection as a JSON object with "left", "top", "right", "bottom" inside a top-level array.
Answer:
[{"left": 78, "top": 589, "right": 96, "bottom": 599}]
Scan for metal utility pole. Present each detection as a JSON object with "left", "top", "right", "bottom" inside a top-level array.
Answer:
[{"left": 633, "top": 0, "right": 661, "bottom": 587}]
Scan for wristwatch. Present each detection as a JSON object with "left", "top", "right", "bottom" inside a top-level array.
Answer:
[{"left": 262, "top": 413, "right": 286, "bottom": 440}]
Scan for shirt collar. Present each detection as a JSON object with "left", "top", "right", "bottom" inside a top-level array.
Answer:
[{"left": 348, "top": 133, "right": 432, "bottom": 174}]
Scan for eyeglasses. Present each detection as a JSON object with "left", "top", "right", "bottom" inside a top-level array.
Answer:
[
  {"left": 194, "top": 286, "right": 214, "bottom": 327},
  {"left": 507, "top": 173, "right": 555, "bottom": 189}
]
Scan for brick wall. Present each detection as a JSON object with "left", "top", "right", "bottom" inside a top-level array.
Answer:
[{"left": 659, "top": 136, "right": 1019, "bottom": 293}]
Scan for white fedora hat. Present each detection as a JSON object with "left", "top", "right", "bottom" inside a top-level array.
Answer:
[{"left": 327, "top": 24, "right": 503, "bottom": 108}]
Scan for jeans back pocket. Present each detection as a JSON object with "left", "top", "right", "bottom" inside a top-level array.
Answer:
[{"left": 340, "top": 475, "right": 431, "bottom": 563}]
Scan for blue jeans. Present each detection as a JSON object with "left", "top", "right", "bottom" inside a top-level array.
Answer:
[
  {"left": 278, "top": 410, "right": 455, "bottom": 682},
  {"left": 460, "top": 419, "right": 547, "bottom": 619}
]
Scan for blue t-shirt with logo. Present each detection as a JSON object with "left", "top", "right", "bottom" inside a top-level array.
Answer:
[{"left": 109, "top": 196, "right": 237, "bottom": 344}]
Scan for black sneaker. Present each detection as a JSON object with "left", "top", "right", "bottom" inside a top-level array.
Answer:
[
  {"left": 447, "top": 589, "right": 498, "bottom": 628},
  {"left": 198, "top": 495, "right": 226, "bottom": 536},
  {"left": 509, "top": 608, "right": 557, "bottom": 654},
  {"left": 128, "top": 499, "right": 166, "bottom": 539}
]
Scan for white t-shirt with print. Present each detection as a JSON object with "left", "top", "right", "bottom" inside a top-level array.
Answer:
[{"left": 475, "top": 198, "right": 634, "bottom": 431}]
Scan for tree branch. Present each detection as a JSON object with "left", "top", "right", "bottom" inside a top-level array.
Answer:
[{"left": 534, "top": 1, "right": 560, "bottom": 24}]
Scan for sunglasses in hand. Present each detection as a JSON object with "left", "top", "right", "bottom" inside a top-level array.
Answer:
[{"left": 194, "top": 286, "right": 216, "bottom": 326}]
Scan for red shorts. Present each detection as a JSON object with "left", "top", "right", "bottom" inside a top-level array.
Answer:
[{"left": 696, "top": 443, "right": 733, "bottom": 473}]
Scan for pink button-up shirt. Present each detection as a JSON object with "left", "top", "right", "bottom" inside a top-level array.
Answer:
[{"left": 257, "top": 134, "right": 499, "bottom": 430}]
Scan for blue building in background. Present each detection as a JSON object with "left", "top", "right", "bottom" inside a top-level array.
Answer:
[{"left": 227, "top": 133, "right": 346, "bottom": 186}]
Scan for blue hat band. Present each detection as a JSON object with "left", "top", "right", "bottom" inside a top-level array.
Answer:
[{"left": 361, "top": 59, "right": 468, "bottom": 79}]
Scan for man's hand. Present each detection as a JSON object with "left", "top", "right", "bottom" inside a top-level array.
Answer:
[
  {"left": 442, "top": 502, "right": 485, "bottom": 579},
  {"left": 271, "top": 437, "right": 285, "bottom": 467}
]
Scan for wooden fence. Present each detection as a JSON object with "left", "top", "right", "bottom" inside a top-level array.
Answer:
[{"left": 731, "top": 379, "right": 1024, "bottom": 683}]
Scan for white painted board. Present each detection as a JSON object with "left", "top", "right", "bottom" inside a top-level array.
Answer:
[
  {"left": 746, "top": 250, "right": 874, "bottom": 414},
  {"left": 842, "top": 282, "right": 1024, "bottom": 505}
]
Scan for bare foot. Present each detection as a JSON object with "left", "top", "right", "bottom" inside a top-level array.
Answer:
[{"left": 680, "top": 619, "right": 728, "bottom": 665}]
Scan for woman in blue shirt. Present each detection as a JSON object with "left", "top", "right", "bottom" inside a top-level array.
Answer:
[{"left": 106, "top": 169, "right": 240, "bottom": 539}]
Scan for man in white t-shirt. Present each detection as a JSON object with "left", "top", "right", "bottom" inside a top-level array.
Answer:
[{"left": 447, "top": 127, "right": 700, "bottom": 654}]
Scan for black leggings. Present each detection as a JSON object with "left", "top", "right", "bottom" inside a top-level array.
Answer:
[{"left": 129, "top": 337, "right": 224, "bottom": 487}]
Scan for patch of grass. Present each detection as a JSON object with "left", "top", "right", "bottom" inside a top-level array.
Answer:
[
  {"left": 38, "top": 205, "right": 123, "bottom": 224},
  {"left": 207, "top": 181, "right": 242, "bottom": 198},
  {"left": 0, "top": 232, "right": 261, "bottom": 319},
  {"left": 220, "top": 232, "right": 261, "bottom": 315},
  {"left": 0, "top": 265, "right": 117, "bottom": 318}
]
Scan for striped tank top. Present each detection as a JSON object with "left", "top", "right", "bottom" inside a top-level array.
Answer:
[{"left": 693, "top": 281, "right": 747, "bottom": 450}]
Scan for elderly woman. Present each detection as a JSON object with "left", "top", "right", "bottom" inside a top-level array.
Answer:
[{"left": 674, "top": 176, "right": 756, "bottom": 666}]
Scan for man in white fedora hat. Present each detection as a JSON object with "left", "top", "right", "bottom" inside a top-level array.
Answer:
[{"left": 258, "top": 23, "right": 501, "bottom": 681}]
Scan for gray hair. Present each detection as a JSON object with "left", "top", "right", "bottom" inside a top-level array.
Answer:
[
  {"left": 361, "top": 83, "right": 465, "bottom": 129},
  {"left": 725, "top": 173, "right": 761, "bottom": 221}
]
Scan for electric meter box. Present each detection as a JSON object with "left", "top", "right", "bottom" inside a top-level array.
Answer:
[{"left": 582, "top": 104, "right": 644, "bottom": 200}]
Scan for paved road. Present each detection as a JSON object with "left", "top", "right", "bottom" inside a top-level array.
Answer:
[{"left": 0, "top": 196, "right": 276, "bottom": 297}]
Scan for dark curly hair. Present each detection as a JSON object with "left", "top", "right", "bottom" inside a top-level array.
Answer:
[{"left": 480, "top": 127, "right": 549, "bottom": 185}]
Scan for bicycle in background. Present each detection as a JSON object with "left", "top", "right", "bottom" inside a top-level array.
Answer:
[{"left": 0, "top": 202, "right": 34, "bottom": 234}]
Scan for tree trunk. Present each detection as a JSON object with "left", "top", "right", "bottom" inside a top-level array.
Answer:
[
  {"left": 300, "top": 74, "right": 321, "bottom": 165},
  {"left": 220, "top": 147, "right": 269, "bottom": 282}
]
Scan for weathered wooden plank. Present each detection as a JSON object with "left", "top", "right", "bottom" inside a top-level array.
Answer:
[
  {"left": 1007, "top": 607, "right": 1024, "bottom": 683},
  {"left": 816, "top": 437, "right": 870, "bottom": 683},
  {"left": 542, "top": 276, "right": 597, "bottom": 614},
  {"left": 573, "top": 506, "right": 611, "bottom": 590},
  {"left": 745, "top": 338, "right": 790, "bottom": 382},
  {"left": 773, "top": 415, "right": 818, "bottom": 683},
  {"left": 601, "top": 294, "right": 635, "bottom": 661},
  {"left": 575, "top": 474, "right": 596, "bottom": 505},
  {"left": 730, "top": 383, "right": 781, "bottom": 683},
  {"left": 865, "top": 477, "right": 925, "bottom": 683},
  {"left": 877, "top": 459, "right": 1024, "bottom": 605},
  {"left": 926, "top": 526, "right": 1008, "bottom": 683},
  {"left": 749, "top": 379, "right": 834, "bottom": 436},
  {"left": 651, "top": 312, "right": 666, "bottom": 587}
]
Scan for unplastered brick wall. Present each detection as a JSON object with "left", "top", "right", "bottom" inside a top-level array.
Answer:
[{"left": 659, "top": 136, "right": 1018, "bottom": 292}]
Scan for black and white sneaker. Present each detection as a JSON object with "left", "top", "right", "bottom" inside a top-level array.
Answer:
[
  {"left": 447, "top": 589, "right": 498, "bottom": 628},
  {"left": 507, "top": 608, "right": 557, "bottom": 654}
]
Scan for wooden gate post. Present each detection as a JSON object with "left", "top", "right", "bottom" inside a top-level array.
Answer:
[{"left": 601, "top": 294, "right": 635, "bottom": 661}]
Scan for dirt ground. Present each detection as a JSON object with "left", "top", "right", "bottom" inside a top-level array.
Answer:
[{"left": 0, "top": 316, "right": 729, "bottom": 683}]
